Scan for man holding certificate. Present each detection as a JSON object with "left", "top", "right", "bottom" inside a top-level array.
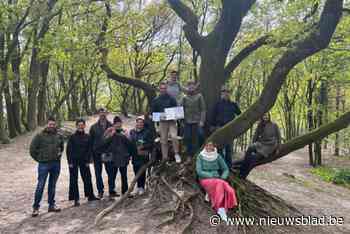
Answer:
[{"left": 151, "top": 82, "right": 182, "bottom": 163}]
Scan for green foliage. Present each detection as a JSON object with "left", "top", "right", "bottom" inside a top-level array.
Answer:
[{"left": 311, "top": 167, "right": 350, "bottom": 188}]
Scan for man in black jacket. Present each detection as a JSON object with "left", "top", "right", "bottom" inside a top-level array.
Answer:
[
  {"left": 210, "top": 87, "right": 241, "bottom": 168},
  {"left": 129, "top": 116, "right": 154, "bottom": 195},
  {"left": 66, "top": 119, "right": 99, "bottom": 206},
  {"left": 97, "top": 116, "right": 136, "bottom": 196},
  {"left": 89, "top": 108, "right": 116, "bottom": 198},
  {"left": 151, "top": 82, "right": 181, "bottom": 163}
]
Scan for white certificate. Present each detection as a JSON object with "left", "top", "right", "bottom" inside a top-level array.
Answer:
[{"left": 164, "top": 106, "right": 184, "bottom": 120}]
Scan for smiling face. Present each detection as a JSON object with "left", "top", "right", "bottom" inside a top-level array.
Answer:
[
  {"left": 76, "top": 121, "right": 86, "bottom": 132},
  {"left": 170, "top": 71, "right": 178, "bottom": 82},
  {"left": 205, "top": 142, "right": 215, "bottom": 152},
  {"left": 262, "top": 113, "right": 270, "bottom": 122},
  {"left": 47, "top": 120, "right": 56, "bottom": 129},
  {"left": 136, "top": 119, "right": 144, "bottom": 130}
]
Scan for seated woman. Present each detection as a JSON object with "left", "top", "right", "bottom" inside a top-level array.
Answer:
[
  {"left": 196, "top": 142, "right": 238, "bottom": 221},
  {"left": 239, "top": 113, "right": 281, "bottom": 179}
]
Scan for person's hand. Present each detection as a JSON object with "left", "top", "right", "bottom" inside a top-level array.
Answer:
[{"left": 199, "top": 122, "right": 204, "bottom": 128}]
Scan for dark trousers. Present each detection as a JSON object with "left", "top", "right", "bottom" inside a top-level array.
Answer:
[
  {"left": 133, "top": 163, "right": 147, "bottom": 189},
  {"left": 184, "top": 123, "right": 205, "bottom": 157},
  {"left": 218, "top": 143, "right": 233, "bottom": 168},
  {"left": 69, "top": 161, "right": 95, "bottom": 201},
  {"left": 33, "top": 161, "right": 61, "bottom": 209},
  {"left": 239, "top": 146, "right": 264, "bottom": 179},
  {"left": 115, "top": 166, "right": 128, "bottom": 194},
  {"left": 93, "top": 154, "right": 117, "bottom": 194}
]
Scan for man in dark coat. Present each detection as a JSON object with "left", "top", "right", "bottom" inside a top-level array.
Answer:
[
  {"left": 30, "top": 117, "right": 64, "bottom": 217},
  {"left": 151, "top": 82, "right": 181, "bottom": 163},
  {"left": 66, "top": 119, "right": 99, "bottom": 206},
  {"left": 97, "top": 116, "right": 136, "bottom": 196},
  {"left": 89, "top": 108, "right": 116, "bottom": 198},
  {"left": 129, "top": 116, "right": 154, "bottom": 195},
  {"left": 210, "top": 87, "right": 241, "bottom": 168}
]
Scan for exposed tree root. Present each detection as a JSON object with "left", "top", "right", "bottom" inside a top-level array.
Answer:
[
  {"left": 94, "top": 159, "right": 154, "bottom": 226},
  {"left": 94, "top": 158, "right": 328, "bottom": 233}
]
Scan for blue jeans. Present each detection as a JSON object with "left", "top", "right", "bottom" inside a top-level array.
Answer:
[
  {"left": 33, "top": 161, "right": 61, "bottom": 209},
  {"left": 184, "top": 123, "right": 205, "bottom": 157}
]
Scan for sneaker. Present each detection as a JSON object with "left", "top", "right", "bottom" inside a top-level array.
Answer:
[
  {"left": 109, "top": 191, "right": 120, "bottom": 198},
  {"left": 138, "top": 188, "right": 145, "bottom": 196},
  {"left": 98, "top": 192, "right": 104, "bottom": 199},
  {"left": 174, "top": 154, "right": 182, "bottom": 163},
  {"left": 204, "top": 193, "right": 209, "bottom": 202},
  {"left": 88, "top": 196, "right": 100, "bottom": 202},
  {"left": 74, "top": 201, "right": 80, "bottom": 207},
  {"left": 217, "top": 207, "right": 227, "bottom": 222},
  {"left": 48, "top": 206, "right": 61, "bottom": 213},
  {"left": 32, "top": 208, "right": 39, "bottom": 217}
]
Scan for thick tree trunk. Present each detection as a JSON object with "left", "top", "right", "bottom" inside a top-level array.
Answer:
[
  {"left": 10, "top": 43, "right": 23, "bottom": 134},
  {"left": 27, "top": 43, "right": 40, "bottom": 130},
  {"left": 37, "top": 59, "right": 50, "bottom": 126}
]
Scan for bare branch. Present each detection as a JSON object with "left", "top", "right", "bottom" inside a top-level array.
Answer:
[
  {"left": 167, "top": 0, "right": 203, "bottom": 53},
  {"left": 223, "top": 35, "right": 269, "bottom": 79}
]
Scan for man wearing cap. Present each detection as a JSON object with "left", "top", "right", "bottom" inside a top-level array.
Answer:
[
  {"left": 151, "top": 82, "right": 181, "bottom": 163},
  {"left": 89, "top": 108, "right": 116, "bottom": 198},
  {"left": 129, "top": 116, "right": 154, "bottom": 195},
  {"left": 210, "top": 86, "right": 241, "bottom": 168}
]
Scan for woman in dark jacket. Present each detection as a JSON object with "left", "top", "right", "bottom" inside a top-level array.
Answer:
[
  {"left": 129, "top": 116, "right": 154, "bottom": 195},
  {"left": 239, "top": 113, "right": 281, "bottom": 179},
  {"left": 97, "top": 116, "right": 136, "bottom": 195},
  {"left": 66, "top": 119, "right": 99, "bottom": 206}
]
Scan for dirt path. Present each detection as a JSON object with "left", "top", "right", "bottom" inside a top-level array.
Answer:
[
  {"left": 249, "top": 149, "right": 350, "bottom": 234},
  {"left": 0, "top": 115, "right": 349, "bottom": 233}
]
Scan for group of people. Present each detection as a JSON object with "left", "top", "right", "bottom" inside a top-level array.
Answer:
[
  {"left": 29, "top": 109, "right": 154, "bottom": 217},
  {"left": 29, "top": 70, "right": 282, "bottom": 222},
  {"left": 151, "top": 70, "right": 241, "bottom": 168}
]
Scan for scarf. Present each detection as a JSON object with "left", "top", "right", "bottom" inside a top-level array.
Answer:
[{"left": 200, "top": 148, "right": 218, "bottom": 161}]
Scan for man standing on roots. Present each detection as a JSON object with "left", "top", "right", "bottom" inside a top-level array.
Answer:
[
  {"left": 151, "top": 82, "right": 181, "bottom": 163},
  {"left": 30, "top": 117, "right": 64, "bottom": 217},
  {"left": 66, "top": 119, "right": 99, "bottom": 207},
  {"left": 210, "top": 86, "right": 241, "bottom": 168},
  {"left": 181, "top": 81, "right": 206, "bottom": 162},
  {"left": 89, "top": 108, "right": 117, "bottom": 199}
]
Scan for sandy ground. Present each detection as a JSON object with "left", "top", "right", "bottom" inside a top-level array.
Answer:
[{"left": 0, "top": 115, "right": 349, "bottom": 233}]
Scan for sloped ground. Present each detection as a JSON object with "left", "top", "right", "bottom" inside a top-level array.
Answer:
[{"left": 0, "top": 115, "right": 349, "bottom": 233}]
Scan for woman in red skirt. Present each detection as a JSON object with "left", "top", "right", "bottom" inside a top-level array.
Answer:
[{"left": 196, "top": 142, "right": 238, "bottom": 221}]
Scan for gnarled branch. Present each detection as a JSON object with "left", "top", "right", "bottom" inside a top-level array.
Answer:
[{"left": 209, "top": 0, "right": 344, "bottom": 146}]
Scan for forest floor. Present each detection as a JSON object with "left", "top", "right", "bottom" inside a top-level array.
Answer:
[{"left": 0, "top": 115, "right": 349, "bottom": 234}]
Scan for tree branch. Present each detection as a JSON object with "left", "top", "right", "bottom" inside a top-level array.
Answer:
[
  {"left": 209, "top": 0, "right": 344, "bottom": 146},
  {"left": 223, "top": 35, "right": 269, "bottom": 79},
  {"left": 167, "top": 0, "right": 203, "bottom": 53}
]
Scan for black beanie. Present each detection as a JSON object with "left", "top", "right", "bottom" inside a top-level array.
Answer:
[{"left": 113, "top": 116, "right": 122, "bottom": 124}]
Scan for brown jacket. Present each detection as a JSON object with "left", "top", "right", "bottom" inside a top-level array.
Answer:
[{"left": 252, "top": 121, "right": 281, "bottom": 157}]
